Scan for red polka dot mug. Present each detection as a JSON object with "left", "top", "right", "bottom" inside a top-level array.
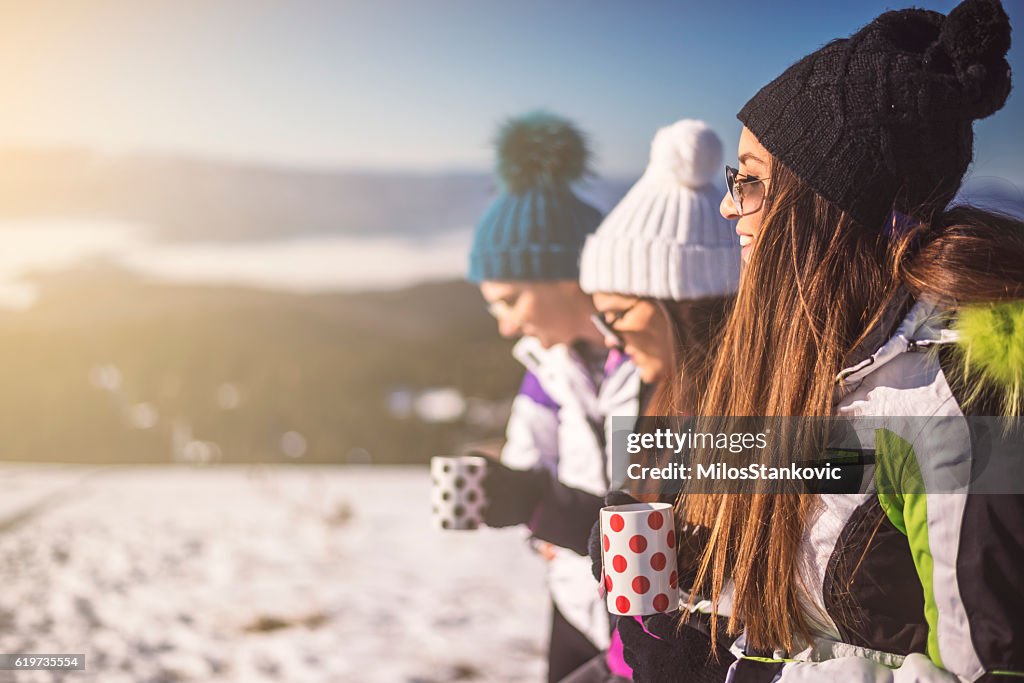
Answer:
[{"left": 599, "top": 502, "right": 679, "bottom": 616}]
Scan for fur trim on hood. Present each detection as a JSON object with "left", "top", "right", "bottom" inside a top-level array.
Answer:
[{"left": 951, "top": 299, "right": 1024, "bottom": 417}]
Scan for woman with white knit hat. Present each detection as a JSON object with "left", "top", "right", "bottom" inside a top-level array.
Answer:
[
  {"left": 580, "top": 119, "right": 740, "bottom": 414},
  {"left": 564, "top": 120, "right": 740, "bottom": 683}
]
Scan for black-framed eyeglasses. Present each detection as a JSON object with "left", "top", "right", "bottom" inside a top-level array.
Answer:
[
  {"left": 486, "top": 299, "right": 516, "bottom": 320},
  {"left": 590, "top": 299, "right": 643, "bottom": 347},
  {"left": 725, "top": 165, "right": 771, "bottom": 216}
]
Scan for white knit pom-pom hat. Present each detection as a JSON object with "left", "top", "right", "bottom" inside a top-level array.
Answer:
[{"left": 579, "top": 119, "right": 741, "bottom": 300}]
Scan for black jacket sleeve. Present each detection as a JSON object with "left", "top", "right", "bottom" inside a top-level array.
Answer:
[{"left": 526, "top": 476, "right": 605, "bottom": 556}]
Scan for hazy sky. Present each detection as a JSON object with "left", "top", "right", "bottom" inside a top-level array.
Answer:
[{"left": 1, "top": 0, "right": 1021, "bottom": 181}]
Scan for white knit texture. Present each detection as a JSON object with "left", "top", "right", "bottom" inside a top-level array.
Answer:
[{"left": 579, "top": 120, "right": 740, "bottom": 300}]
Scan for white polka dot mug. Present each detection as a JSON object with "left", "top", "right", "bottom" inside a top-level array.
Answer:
[
  {"left": 430, "top": 455, "right": 488, "bottom": 531},
  {"left": 600, "top": 502, "right": 679, "bottom": 616}
]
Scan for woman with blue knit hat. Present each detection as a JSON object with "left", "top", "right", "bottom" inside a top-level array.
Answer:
[
  {"left": 612, "top": 1, "right": 1024, "bottom": 681},
  {"left": 466, "top": 111, "right": 642, "bottom": 682}
]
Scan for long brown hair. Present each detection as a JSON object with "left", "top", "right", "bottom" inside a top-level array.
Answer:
[
  {"left": 626, "top": 296, "right": 733, "bottom": 500},
  {"left": 680, "top": 159, "right": 1024, "bottom": 653},
  {"left": 646, "top": 297, "right": 734, "bottom": 417}
]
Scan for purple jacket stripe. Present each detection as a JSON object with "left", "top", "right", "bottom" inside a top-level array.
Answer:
[{"left": 518, "top": 371, "right": 560, "bottom": 411}]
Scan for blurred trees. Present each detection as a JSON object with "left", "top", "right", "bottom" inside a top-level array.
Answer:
[{"left": 0, "top": 269, "right": 519, "bottom": 465}]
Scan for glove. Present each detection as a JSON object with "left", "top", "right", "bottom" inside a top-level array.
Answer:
[
  {"left": 588, "top": 490, "right": 642, "bottom": 582},
  {"left": 619, "top": 610, "right": 736, "bottom": 683},
  {"left": 478, "top": 457, "right": 549, "bottom": 527}
]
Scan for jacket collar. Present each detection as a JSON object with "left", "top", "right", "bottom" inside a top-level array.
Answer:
[
  {"left": 835, "top": 292, "right": 960, "bottom": 394},
  {"left": 511, "top": 336, "right": 639, "bottom": 419}
]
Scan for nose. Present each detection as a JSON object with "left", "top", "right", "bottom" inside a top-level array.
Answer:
[
  {"left": 497, "top": 316, "right": 521, "bottom": 338},
  {"left": 720, "top": 191, "right": 740, "bottom": 221}
]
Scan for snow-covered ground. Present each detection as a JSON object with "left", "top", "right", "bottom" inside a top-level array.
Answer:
[{"left": 0, "top": 465, "right": 550, "bottom": 682}]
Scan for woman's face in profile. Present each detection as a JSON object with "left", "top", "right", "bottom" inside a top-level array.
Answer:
[
  {"left": 590, "top": 292, "right": 671, "bottom": 384},
  {"left": 479, "top": 280, "right": 593, "bottom": 349},
  {"left": 721, "top": 127, "right": 772, "bottom": 264}
]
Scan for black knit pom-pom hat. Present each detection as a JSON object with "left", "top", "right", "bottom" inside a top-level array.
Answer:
[{"left": 738, "top": 0, "right": 1013, "bottom": 230}]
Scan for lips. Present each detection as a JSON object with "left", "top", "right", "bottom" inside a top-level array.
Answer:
[{"left": 735, "top": 224, "right": 755, "bottom": 246}]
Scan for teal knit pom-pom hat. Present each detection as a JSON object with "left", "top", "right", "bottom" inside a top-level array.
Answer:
[{"left": 467, "top": 111, "right": 603, "bottom": 283}]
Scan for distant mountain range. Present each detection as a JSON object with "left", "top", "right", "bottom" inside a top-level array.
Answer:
[
  {"left": 0, "top": 147, "right": 635, "bottom": 243},
  {"left": 953, "top": 177, "right": 1024, "bottom": 219},
  {"left": 0, "top": 147, "right": 1019, "bottom": 244}
]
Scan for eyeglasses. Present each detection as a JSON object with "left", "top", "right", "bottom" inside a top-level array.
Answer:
[
  {"left": 590, "top": 299, "right": 642, "bottom": 347},
  {"left": 486, "top": 299, "right": 517, "bottom": 321},
  {"left": 725, "top": 165, "right": 770, "bottom": 216}
]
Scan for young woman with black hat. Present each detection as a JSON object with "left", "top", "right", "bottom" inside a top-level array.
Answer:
[{"left": 615, "top": 1, "right": 1024, "bottom": 680}]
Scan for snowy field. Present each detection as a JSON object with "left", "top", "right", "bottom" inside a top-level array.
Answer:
[{"left": 0, "top": 465, "right": 550, "bottom": 682}]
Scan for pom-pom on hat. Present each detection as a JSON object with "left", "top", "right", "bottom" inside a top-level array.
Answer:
[
  {"left": 467, "top": 111, "right": 603, "bottom": 283},
  {"left": 579, "top": 120, "right": 741, "bottom": 301},
  {"left": 737, "top": 0, "right": 1013, "bottom": 230}
]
